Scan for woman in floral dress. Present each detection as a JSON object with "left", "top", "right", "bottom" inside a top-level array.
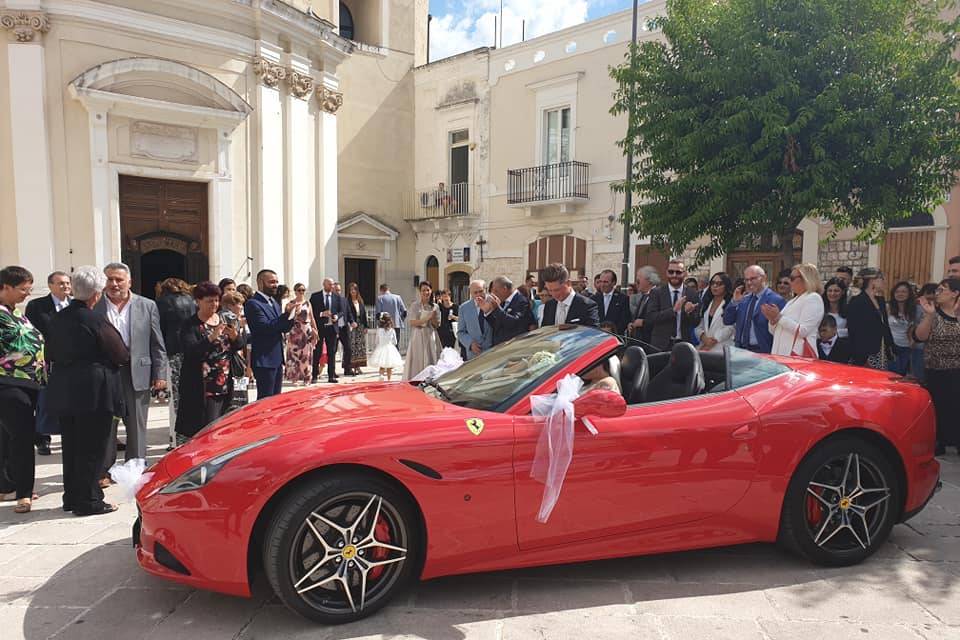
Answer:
[{"left": 285, "top": 283, "right": 319, "bottom": 384}]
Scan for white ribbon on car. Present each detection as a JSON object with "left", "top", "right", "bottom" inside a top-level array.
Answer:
[
  {"left": 412, "top": 347, "right": 464, "bottom": 382},
  {"left": 108, "top": 458, "right": 152, "bottom": 502},
  {"left": 529, "top": 374, "right": 585, "bottom": 523}
]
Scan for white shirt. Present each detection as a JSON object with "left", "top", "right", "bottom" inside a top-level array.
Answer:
[
  {"left": 51, "top": 294, "right": 70, "bottom": 312},
  {"left": 556, "top": 289, "right": 577, "bottom": 324},
  {"left": 668, "top": 286, "right": 683, "bottom": 338},
  {"left": 106, "top": 297, "right": 132, "bottom": 348},
  {"left": 603, "top": 291, "right": 613, "bottom": 314},
  {"left": 256, "top": 291, "right": 275, "bottom": 307}
]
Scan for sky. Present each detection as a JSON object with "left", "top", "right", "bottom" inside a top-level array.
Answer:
[{"left": 428, "top": 0, "right": 638, "bottom": 61}]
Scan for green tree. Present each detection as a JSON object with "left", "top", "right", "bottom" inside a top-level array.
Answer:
[{"left": 611, "top": 0, "right": 960, "bottom": 267}]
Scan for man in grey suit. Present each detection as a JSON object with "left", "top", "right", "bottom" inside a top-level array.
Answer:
[
  {"left": 457, "top": 279, "right": 493, "bottom": 360},
  {"left": 374, "top": 283, "right": 406, "bottom": 344},
  {"left": 95, "top": 263, "right": 168, "bottom": 469}
]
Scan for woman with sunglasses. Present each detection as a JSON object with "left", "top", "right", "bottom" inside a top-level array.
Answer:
[
  {"left": 696, "top": 272, "right": 735, "bottom": 352},
  {"left": 764, "top": 264, "right": 824, "bottom": 358},
  {"left": 284, "top": 283, "right": 319, "bottom": 385},
  {"left": 914, "top": 279, "right": 960, "bottom": 455}
]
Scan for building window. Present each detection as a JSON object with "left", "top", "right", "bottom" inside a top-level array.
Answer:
[
  {"left": 543, "top": 107, "right": 571, "bottom": 165},
  {"left": 339, "top": 3, "right": 355, "bottom": 41}
]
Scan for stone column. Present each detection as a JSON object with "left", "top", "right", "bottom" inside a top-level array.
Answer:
[
  {"left": 209, "top": 127, "right": 235, "bottom": 281},
  {"left": 284, "top": 54, "right": 314, "bottom": 285},
  {"left": 315, "top": 75, "right": 343, "bottom": 282},
  {"left": 2, "top": 10, "right": 55, "bottom": 281},
  {"left": 253, "top": 47, "right": 286, "bottom": 280}
]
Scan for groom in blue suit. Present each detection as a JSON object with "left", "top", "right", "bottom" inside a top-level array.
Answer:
[
  {"left": 457, "top": 279, "right": 493, "bottom": 360},
  {"left": 244, "top": 269, "right": 295, "bottom": 399},
  {"left": 722, "top": 265, "right": 785, "bottom": 354}
]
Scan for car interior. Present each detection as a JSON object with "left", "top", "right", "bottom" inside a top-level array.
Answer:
[{"left": 590, "top": 343, "right": 728, "bottom": 406}]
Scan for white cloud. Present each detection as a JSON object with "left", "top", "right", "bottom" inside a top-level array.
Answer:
[{"left": 430, "top": 0, "right": 590, "bottom": 61}]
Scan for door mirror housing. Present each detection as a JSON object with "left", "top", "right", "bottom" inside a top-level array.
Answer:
[{"left": 573, "top": 389, "right": 626, "bottom": 419}]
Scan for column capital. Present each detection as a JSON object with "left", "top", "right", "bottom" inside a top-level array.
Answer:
[
  {"left": 316, "top": 85, "right": 343, "bottom": 114},
  {"left": 288, "top": 70, "right": 314, "bottom": 100},
  {"left": 1, "top": 11, "right": 50, "bottom": 43},
  {"left": 252, "top": 56, "right": 287, "bottom": 88}
]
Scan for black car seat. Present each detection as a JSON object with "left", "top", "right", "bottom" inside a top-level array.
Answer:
[
  {"left": 646, "top": 342, "right": 705, "bottom": 402},
  {"left": 618, "top": 345, "right": 650, "bottom": 404}
]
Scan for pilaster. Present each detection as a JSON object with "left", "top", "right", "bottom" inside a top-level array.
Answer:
[
  {"left": 315, "top": 72, "right": 341, "bottom": 281},
  {"left": 254, "top": 43, "right": 285, "bottom": 280}
]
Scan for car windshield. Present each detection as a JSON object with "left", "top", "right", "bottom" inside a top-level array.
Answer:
[
  {"left": 423, "top": 325, "right": 614, "bottom": 412},
  {"left": 725, "top": 346, "right": 792, "bottom": 389}
]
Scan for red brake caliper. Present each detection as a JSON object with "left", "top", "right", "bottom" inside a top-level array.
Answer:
[
  {"left": 806, "top": 488, "right": 824, "bottom": 527},
  {"left": 368, "top": 516, "right": 391, "bottom": 580}
]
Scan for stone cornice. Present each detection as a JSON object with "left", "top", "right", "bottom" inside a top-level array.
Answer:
[
  {"left": 1, "top": 10, "right": 50, "bottom": 43},
  {"left": 252, "top": 56, "right": 287, "bottom": 88},
  {"left": 316, "top": 85, "right": 343, "bottom": 114}
]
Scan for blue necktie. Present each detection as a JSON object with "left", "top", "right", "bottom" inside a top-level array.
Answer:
[{"left": 740, "top": 295, "right": 757, "bottom": 347}]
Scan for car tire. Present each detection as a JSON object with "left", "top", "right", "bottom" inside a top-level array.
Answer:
[
  {"left": 779, "top": 436, "right": 901, "bottom": 567},
  {"left": 263, "top": 472, "right": 420, "bottom": 624}
]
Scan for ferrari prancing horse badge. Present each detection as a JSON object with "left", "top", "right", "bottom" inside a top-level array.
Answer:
[{"left": 465, "top": 418, "right": 485, "bottom": 436}]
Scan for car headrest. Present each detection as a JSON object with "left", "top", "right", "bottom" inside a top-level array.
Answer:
[
  {"left": 669, "top": 342, "right": 700, "bottom": 382},
  {"left": 620, "top": 345, "right": 647, "bottom": 378}
]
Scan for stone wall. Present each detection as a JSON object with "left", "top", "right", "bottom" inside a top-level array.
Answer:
[
  {"left": 472, "top": 257, "right": 525, "bottom": 287},
  {"left": 817, "top": 239, "right": 870, "bottom": 277},
  {"left": 679, "top": 247, "right": 711, "bottom": 279},
  {"left": 591, "top": 252, "right": 625, "bottom": 281}
]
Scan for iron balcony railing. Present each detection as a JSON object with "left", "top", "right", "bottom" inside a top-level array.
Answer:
[
  {"left": 402, "top": 183, "right": 479, "bottom": 221},
  {"left": 507, "top": 160, "right": 589, "bottom": 205}
]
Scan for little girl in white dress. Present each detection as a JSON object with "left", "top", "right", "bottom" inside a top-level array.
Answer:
[{"left": 368, "top": 313, "right": 404, "bottom": 380}]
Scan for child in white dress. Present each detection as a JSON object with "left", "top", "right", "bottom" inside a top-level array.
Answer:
[{"left": 368, "top": 313, "right": 404, "bottom": 380}]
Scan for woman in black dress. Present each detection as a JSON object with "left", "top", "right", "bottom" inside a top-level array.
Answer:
[
  {"left": 175, "top": 282, "right": 246, "bottom": 445},
  {"left": 346, "top": 283, "right": 368, "bottom": 375},
  {"left": 437, "top": 289, "right": 459, "bottom": 349},
  {"left": 846, "top": 269, "right": 895, "bottom": 369},
  {"left": 46, "top": 266, "right": 129, "bottom": 516}
]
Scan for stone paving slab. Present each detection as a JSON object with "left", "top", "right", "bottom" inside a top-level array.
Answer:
[{"left": 0, "top": 387, "right": 958, "bottom": 640}]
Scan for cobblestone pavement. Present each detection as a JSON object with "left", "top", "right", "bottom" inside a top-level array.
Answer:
[{"left": 1, "top": 377, "right": 958, "bottom": 639}]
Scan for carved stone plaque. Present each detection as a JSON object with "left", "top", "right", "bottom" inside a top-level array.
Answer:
[
  {"left": 131, "top": 121, "right": 199, "bottom": 163},
  {"left": 139, "top": 235, "right": 188, "bottom": 255}
]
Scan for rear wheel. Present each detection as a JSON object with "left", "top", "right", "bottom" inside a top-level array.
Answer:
[
  {"left": 263, "top": 473, "right": 420, "bottom": 624},
  {"left": 779, "top": 437, "right": 901, "bottom": 566}
]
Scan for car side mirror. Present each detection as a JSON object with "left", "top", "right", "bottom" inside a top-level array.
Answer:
[{"left": 573, "top": 389, "right": 626, "bottom": 419}]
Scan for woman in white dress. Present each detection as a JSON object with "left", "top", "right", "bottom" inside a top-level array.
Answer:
[
  {"left": 764, "top": 263, "right": 825, "bottom": 358},
  {"left": 696, "top": 272, "right": 735, "bottom": 353},
  {"left": 402, "top": 281, "right": 441, "bottom": 380}
]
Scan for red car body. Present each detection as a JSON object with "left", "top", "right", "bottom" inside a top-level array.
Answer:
[{"left": 135, "top": 332, "right": 940, "bottom": 598}]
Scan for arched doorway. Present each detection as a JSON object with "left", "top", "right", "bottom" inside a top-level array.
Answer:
[
  {"left": 140, "top": 249, "right": 186, "bottom": 299},
  {"left": 425, "top": 255, "right": 440, "bottom": 290},
  {"left": 448, "top": 271, "right": 470, "bottom": 305}
]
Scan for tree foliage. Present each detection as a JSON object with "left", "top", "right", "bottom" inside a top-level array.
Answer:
[{"left": 610, "top": 0, "right": 960, "bottom": 265}]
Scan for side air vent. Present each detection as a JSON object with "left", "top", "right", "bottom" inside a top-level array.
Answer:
[
  {"left": 398, "top": 459, "right": 442, "bottom": 480},
  {"left": 154, "top": 542, "right": 191, "bottom": 575}
]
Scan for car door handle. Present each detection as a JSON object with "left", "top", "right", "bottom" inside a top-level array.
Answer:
[{"left": 731, "top": 424, "right": 757, "bottom": 440}]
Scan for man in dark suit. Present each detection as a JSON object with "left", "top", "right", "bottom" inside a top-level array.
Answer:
[
  {"left": 479, "top": 276, "right": 535, "bottom": 345},
  {"left": 244, "top": 269, "right": 296, "bottom": 399},
  {"left": 646, "top": 259, "right": 702, "bottom": 351},
  {"left": 332, "top": 281, "right": 355, "bottom": 376},
  {"left": 539, "top": 263, "right": 600, "bottom": 327},
  {"left": 310, "top": 277, "right": 351, "bottom": 383},
  {"left": 722, "top": 265, "right": 786, "bottom": 353},
  {"left": 816, "top": 314, "right": 851, "bottom": 363},
  {"left": 592, "top": 269, "right": 631, "bottom": 335},
  {"left": 24, "top": 270, "right": 72, "bottom": 455},
  {"left": 628, "top": 265, "right": 660, "bottom": 345}
]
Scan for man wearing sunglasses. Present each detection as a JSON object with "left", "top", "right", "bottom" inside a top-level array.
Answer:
[
  {"left": 722, "top": 265, "right": 785, "bottom": 353},
  {"left": 646, "top": 259, "right": 702, "bottom": 351}
]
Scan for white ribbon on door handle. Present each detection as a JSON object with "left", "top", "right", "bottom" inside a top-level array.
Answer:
[{"left": 529, "top": 374, "right": 585, "bottom": 523}]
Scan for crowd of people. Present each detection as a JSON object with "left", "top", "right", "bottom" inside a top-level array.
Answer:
[{"left": 0, "top": 254, "right": 958, "bottom": 515}]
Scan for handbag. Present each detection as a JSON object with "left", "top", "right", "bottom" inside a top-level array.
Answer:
[{"left": 791, "top": 324, "right": 817, "bottom": 358}]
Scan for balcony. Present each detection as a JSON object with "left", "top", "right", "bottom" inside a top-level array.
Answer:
[
  {"left": 507, "top": 160, "right": 589, "bottom": 212},
  {"left": 402, "top": 183, "right": 479, "bottom": 222}
]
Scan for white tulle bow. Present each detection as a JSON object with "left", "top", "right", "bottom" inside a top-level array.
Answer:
[{"left": 529, "top": 374, "right": 585, "bottom": 523}]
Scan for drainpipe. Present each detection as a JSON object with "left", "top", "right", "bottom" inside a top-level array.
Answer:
[{"left": 427, "top": 14, "right": 432, "bottom": 63}]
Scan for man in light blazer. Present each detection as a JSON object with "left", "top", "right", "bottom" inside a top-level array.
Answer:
[
  {"left": 245, "top": 269, "right": 296, "bottom": 398},
  {"left": 95, "top": 262, "right": 167, "bottom": 468},
  {"left": 375, "top": 283, "right": 407, "bottom": 344},
  {"left": 457, "top": 279, "right": 493, "bottom": 359}
]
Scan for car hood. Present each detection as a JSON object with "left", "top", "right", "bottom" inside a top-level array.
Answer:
[{"left": 156, "top": 382, "right": 448, "bottom": 476}]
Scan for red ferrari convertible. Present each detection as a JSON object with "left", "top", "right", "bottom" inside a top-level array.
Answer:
[{"left": 134, "top": 325, "right": 940, "bottom": 623}]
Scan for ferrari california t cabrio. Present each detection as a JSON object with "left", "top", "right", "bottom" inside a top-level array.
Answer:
[{"left": 134, "top": 325, "right": 941, "bottom": 624}]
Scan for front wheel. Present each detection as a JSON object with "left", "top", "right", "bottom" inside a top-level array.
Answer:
[
  {"left": 779, "top": 437, "right": 901, "bottom": 566},
  {"left": 263, "top": 473, "right": 420, "bottom": 624}
]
